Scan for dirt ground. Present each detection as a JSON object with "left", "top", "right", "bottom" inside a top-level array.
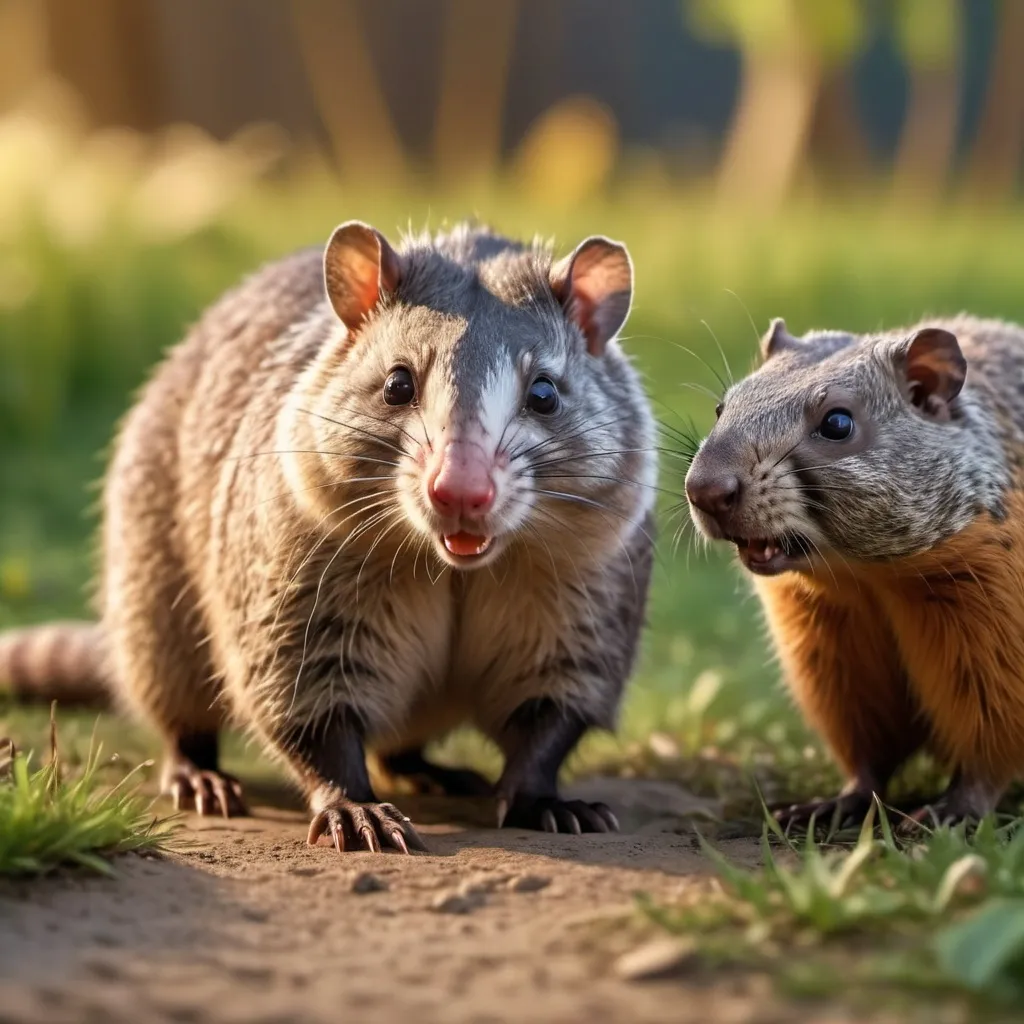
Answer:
[{"left": 0, "top": 776, "right": 916, "bottom": 1024}]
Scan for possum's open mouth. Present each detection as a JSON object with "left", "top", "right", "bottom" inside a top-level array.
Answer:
[
  {"left": 730, "top": 535, "right": 812, "bottom": 576},
  {"left": 442, "top": 532, "right": 493, "bottom": 559}
]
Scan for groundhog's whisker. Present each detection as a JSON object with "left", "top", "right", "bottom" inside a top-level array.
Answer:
[
  {"left": 775, "top": 462, "right": 847, "bottom": 479},
  {"left": 656, "top": 338, "right": 729, "bottom": 394}
]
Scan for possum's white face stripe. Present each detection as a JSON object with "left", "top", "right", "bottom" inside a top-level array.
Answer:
[{"left": 476, "top": 356, "right": 520, "bottom": 446}]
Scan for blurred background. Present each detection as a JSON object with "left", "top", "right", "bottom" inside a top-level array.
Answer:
[{"left": 3, "top": 0, "right": 1024, "bottom": 779}]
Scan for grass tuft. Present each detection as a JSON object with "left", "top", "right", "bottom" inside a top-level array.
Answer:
[
  {"left": 642, "top": 804, "right": 1024, "bottom": 1009},
  {"left": 0, "top": 720, "right": 178, "bottom": 877}
]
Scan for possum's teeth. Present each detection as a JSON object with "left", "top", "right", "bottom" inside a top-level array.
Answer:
[{"left": 443, "top": 532, "right": 493, "bottom": 557}]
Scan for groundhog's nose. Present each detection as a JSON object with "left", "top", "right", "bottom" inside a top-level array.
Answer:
[
  {"left": 427, "top": 441, "right": 496, "bottom": 519},
  {"left": 685, "top": 472, "right": 741, "bottom": 522}
]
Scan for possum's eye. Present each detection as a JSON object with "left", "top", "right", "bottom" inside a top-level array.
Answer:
[
  {"left": 383, "top": 367, "right": 416, "bottom": 406},
  {"left": 817, "top": 408, "right": 854, "bottom": 441},
  {"left": 526, "top": 377, "right": 559, "bottom": 415},
  {"left": 715, "top": 403, "right": 723, "bottom": 419}
]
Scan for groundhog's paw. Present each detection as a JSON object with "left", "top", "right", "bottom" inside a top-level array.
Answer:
[
  {"left": 306, "top": 800, "right": 427, "bottom": 855},
  {"left": 164, "top": 764, "right": 247, "bottom": 818},
  {"left": 497, "top": 795, "right": 619, "bottom": 835},
  {"left": 772, "top": 791, "right": 872, "bottom": 832}
]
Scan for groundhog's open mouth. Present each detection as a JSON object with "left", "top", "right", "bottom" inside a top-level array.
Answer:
[
  {"left": 729, "top": 535, "right": 812, "bottom": 576},
  {"left": 442, "top": 532, "right": 493, "bottom": 559}
]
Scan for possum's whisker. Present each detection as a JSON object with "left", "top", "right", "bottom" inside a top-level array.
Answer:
[
  {"left": 509, "top": 415, "right": 636, "bottom": 463},
  {"left": 531, "top": 488, "right": 658, "bottom": 561},
  {"left": 529, "top": 471, "right": 684, "bottom": 500},
  {"left": 246, "top": 477, "right": 395, "bottom": 512},
  {"left": 296, "top": 408, "right": 411, "bottom": 458},
  {"left": 267, "top": 492, "right": 402, "bottom": 691},
  {"left": 389, "top": 525, "right": 418, "bottom": 586},
  {"left": 355, "top": 511, "right": 407, "bottom": 601},
  {"left": 307, "top": 404, "right": 422, "bottom": 450},
  {"left": 527, "top": 446, "right": 673, "bottom": 471},
  {"left": 232, "top": 449, "right": 401, "bottom": 470},
  {"left": 290, "top": 502, "right": 403, "bottom": 712}
]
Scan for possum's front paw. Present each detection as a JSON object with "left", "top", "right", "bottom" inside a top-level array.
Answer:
[
  {"left": 163, "top": 762, "right": 247, "bottom": 818},
  {"left": 306, "top": 799, "right": 428, "bottom": 854},
  {"left": 496, "top": 794, "right": 620, "bottom": 834}
]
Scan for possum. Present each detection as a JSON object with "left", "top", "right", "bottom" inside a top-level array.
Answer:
[{"left": 0, "top": 221, "right": 658, "bottom": 853}]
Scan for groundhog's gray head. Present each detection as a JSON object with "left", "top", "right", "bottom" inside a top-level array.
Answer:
[
  {"left": 281, "top": 221, "right": 655, "bottom": 571},
  {"left": 684, "top": 318, "right": 1008, "bottom": 575}
]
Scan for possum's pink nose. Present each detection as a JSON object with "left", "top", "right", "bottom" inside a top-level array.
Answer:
[{"left": 427, "top": 441, "right": 496, "bottom": 519}]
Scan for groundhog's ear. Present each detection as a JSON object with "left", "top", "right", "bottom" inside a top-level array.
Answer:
[
  {"left": 551, "top": 237, "right": 633, "bottom": 356},
  {"left": 902, "top": 327, "right": 966, "bottom": 421},
  {"left": 323, "top": 221, "right": 402, "bottom": 332},
  {"left": 760, "top": 318, "right": 802, "bottom": 361}
]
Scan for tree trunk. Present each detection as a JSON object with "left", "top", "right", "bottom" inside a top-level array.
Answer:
[
  {"left": 433, "top": 0, "right": 519, "bottom": 185},
  {"left": 962, "top": 0, "right": 1024, "bottom": 201},
  {"left": 890, "top": 65, "right": 960, "bottom": 204},
  {"left": 291, "top": 0, "right": 408, "bottom": 185},
  {"left": 41, "top": 0, "right": 164, "bottom": 130},
  {"left": 715, "top": 47, "right": 822, "bottom": 210},
  {"left": 807, "top": 68, "right": 874, "bottom": 187}
]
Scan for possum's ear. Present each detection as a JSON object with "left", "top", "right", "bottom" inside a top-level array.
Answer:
[
  {"left": 902, "top": 327, "right": 966, "bottom": 421},
  {"left": 323, "top": 221, "right": 402, "bottom": 332},
  {"left": 760, "top": 318, "right": 801, "bottom": 361},
  {"left": 551, "top": 237, "right": 633, "bottom": 356}
]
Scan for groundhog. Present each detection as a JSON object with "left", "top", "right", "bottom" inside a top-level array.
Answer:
[{"left": 685, "top": 314, "right": 1024, "bottom": 827}]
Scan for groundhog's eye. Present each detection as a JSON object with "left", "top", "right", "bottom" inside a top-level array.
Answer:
[
  {"left": 383, "top": 367, "right": 416, "bottom": 406},
  {"left": 818, "top": 408, "right": 854, "bottom": 441},
  {"left": 715, "top": 403, "right": 724, "bottom": 420},
  {"left": 526, "top": 377, "right": 559, "bottom": 415}
]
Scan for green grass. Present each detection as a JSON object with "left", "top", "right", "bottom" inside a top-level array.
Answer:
[
  {"left": 634, "top": 803, "right": 1024, "bottom": 1013},
  {"left": 0, "top": 728, "right": 176, "bottom": 876}
]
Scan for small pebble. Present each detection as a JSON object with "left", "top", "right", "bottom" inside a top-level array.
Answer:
[
  {"left": 614, "top": 937, "right": 696, "bottom": 982},
  {"left": 432, "top": 891, "right": 484, "bottom": 914},
  {"left": 459, "top": 874, "right": 500, "bottom": 897},
  {"left": 508, "top": 874, "right": 551, "bottom": 893},
  {"left": 351, "top": 872, "right": 388, "bottom": 894}
]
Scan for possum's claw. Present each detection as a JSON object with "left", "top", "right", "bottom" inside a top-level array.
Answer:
[
  {"left": 306, "top": 800, "right": 427, "bottom": 854},
  {"left": 164, "top": 764, "right": 247, "bottom": 818},
  {"left": 497, "top": 795, "right": 619, "bottom": 835}
]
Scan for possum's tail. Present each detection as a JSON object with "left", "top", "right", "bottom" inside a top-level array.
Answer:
[{"left": 0, "top": 622, "right": 111, "bottom": 708}]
